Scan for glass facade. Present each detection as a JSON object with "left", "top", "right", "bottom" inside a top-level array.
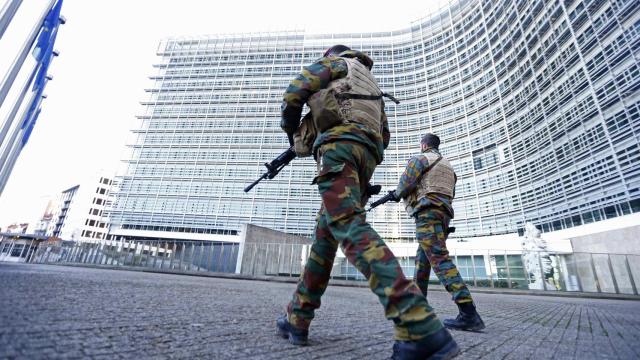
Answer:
[{"left": 108, "top": 0, "right": 640, "bottom": 241}]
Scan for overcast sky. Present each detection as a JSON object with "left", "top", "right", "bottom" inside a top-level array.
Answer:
[{"left": 0, "top": 0, "right": 448, "bottom": 226}]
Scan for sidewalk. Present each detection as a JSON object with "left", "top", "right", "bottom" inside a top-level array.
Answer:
[{"left": 1, "top": 263, "right": 639, "bottom": 359}]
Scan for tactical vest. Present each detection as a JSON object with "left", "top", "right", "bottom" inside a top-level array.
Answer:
[
  {"left": 403, "top": 151, "right": 456, "bottom": 212},
  {"left": 293, "top": 112, "right": 316, "bottom": 157},
  {"left": 307, "top": 57, "right": 384, "bottom": 137}
]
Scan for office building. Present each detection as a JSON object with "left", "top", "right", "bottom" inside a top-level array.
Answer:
[
  {"left": 108, "top": 0, "right": 640, "bottom": 245},
  {"left": 45, "top": 175, "right": 113, "bottom": 242}
]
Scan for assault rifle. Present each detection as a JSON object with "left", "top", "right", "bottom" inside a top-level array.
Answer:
[
  {"left": 367, "top": 190, "right": 399, "bottom": 212},
  {"left": 244, "top": 147, "right": 297, "bottom": 192},
  {"left": 367, "top": 190, "right": 457, "bottom": 234}
]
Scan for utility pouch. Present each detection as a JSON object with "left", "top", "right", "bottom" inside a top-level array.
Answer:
[
  {"left": 293, "top": 112, "right": 317, "bottom": 157},
  {"left": 312, "top": 163, "right": 345, "bottom": 185},
  {"left": 308, "top": 88, "right": 344, "bottom": 132}
]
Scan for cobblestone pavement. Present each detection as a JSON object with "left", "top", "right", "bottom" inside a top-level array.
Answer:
[{"left": 1, "top": 263, "right": 639, "bottom": 359}]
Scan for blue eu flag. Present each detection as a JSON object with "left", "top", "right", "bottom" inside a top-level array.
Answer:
[
  {"left": 32, "top": 0, "right": 63, "bottom": 91},
  {"left": 20, "top": 0, "right": 63, "bottom": 148}
]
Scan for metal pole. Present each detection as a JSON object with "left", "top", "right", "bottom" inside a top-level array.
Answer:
[
  {"left": 169, "top": 242, "right": 176, "bottom": 269},
  {"left": 0, "top": 0, "right": 24, "bottom": 40},
  {"left": 135, "top": 242, "right": 142, "bottom": 266},
  {"left": 220, "top": 243, "right": 228, "bottom": 272},
  {"left": 73, "top": 242, "right": 81, "bottom": 262},
  {"left": 0, "top": 0, "right": 56, "bottom": 111},
  {"left": 487, "top": 250, "right": 494, "bottom": 288},
  {"left": 61, "top": 242, "right": 70, "bottom": 262},
  {"left": 151, "top": 241, "right": 158, "bottom": 268},
  {"left": 216, "top": 243, "right": 224, "bottom": 272},
  {"left": 120, "top": 241, "right": 131, "bottom": 266},
  {"left": 34, "top": 243, "right": 40, "bottom": 262},
  {"left": 6, "top": 240, "right": 15, "bottom": 259},
  {"left": 207, "top": 241, "right": 214, "bottom": 272},
  {"left": 178, "top": 242, "right": 185, "bottom": 270},
  {"left": 624, "top": 255, "right": 638, "bottom": 295},
  {"left": 44, "top": 244, "right": 51, "bottom": 262},
  {"left": 143, "top": 242, "right": 151, "bottom": 267},
  {"left": 121, "top": 241, "right": 129, "bottom": 266},
  {"left": 18, "top": 239, "right": 29, "bottom": 260},
  {"left": 160, "top": 241, "right": 168, "bottom": 269},
  {"left": 197, "top": 241, "right": 205, "bottom": 271},
  {"left": 277, "top": 243, "right": 282, "bottom": 275},
  {"left": 606, "top": 254, "right": 620, "bottom": 294},
  {"left": 27, "top": 240, "right": 39, "bottom": 263},
  {"left": 520, "top": 250, "right": 530, "bottom": 289},
  {"left": 91, "top": 242, "right": 97, "bottom": 263},
  {"left": 99, "top": 241, "right": 106, "bottom": 264},
  {"left": 289, "top": 244, "right": 294, "bottom": 277},
  {"left": 504, "top": 250, "right": 512, "bottom": 288},
  {"left": 589, "top": 253, "right": 602, "bottom": 293},
  {"left": 69, "top": 243, "right": 76, "bottom": 262},
  {"left": 538, "top": 251, "right": 548, "bottom": 291},
  {"left": 189, "top": 243, "right": 195, "bottom": 271},
  {"left": 87, "top": 242, "right": 95, "bottom": 263},
  {"left": 82, "top": 243, "right": 89, "bottom": 263}
]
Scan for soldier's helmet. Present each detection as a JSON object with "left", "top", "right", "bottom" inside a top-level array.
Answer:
[
  {"left": 323, "top": 44, "right": 351, "bottom": 57},
  {"left": 421, "top": 133, "right": 441, "bottom": 149}
]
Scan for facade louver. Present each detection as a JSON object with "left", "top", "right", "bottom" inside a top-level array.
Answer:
[{"left": 107, "top": 0, "right": 640, "bottom": 242}]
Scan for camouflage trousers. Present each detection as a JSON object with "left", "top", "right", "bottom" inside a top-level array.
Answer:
[
  {"left": 414, "top": 209, "right": 472, "bottom": 304},
  {"left": 287, "top": 141, "right": 443, "bottom": 341}
]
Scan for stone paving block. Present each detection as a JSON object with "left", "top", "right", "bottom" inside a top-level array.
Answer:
[{"left": 1, "top": 263, "right": 639, "bottom": 359}]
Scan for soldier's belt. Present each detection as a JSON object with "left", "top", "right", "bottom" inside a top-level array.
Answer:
[{"left": 335, "top": 92, "right": 401, "bottom": 104}]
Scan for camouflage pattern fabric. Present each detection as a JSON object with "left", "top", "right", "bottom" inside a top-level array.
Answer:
[
  {"left": 286, "top": 141, "right": 444, "bottom": 341},
  {"left": 414, "top": 208, "right": 472, "bottom": 304},
  {"left": 282, "top": 50, "right": 390, "bottom": 164},
  {"left": 395, "top": 149, "right": 455, "bottom": 218}
]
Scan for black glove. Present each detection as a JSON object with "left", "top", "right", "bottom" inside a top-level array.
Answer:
[
  {"left": 366, "top": 184, "right": 382, "bottom": 196},
  {"left": 390, "top": 190, "right": 400, "bottom": 202},
  {"left": 280, "top": 101, "right": 302, "bottom": 140}
]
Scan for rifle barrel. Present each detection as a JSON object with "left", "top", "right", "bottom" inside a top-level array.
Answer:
[{"left": 244, "top": 172, "right": 268, "bottom": 192}]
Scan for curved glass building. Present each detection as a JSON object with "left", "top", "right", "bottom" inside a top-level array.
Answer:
[{"left": 108, "top": 0, "right": 640, "bottom": 242}]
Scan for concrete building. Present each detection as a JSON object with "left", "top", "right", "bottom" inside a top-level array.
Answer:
[
  {"left": 107, "top": 0, "right": 639, "bottom": 256},
  {"left": 44, "top": 175, "right": 113, "bottom": 242},
  {"left": 0, "top": 233, "right": 47, "bottom": 263},
  {"left": 33, "top": 198, "right": 56, "bottom": 236},
  {"left": 3, "top": 223, "right": 28, "bottom": 234}
]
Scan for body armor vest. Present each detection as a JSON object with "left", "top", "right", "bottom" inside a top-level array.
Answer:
[
  {"left": 307, "top": 57, "right": 383, "bottom": 137},
  {"left": 403, "top": 151, "right": 456, "bottom": 212}
]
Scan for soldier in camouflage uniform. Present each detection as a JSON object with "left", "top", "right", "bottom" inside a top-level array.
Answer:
[
  {"left": 276, "top": 45, "right": 460, "bottom": 359},
  {"left": 392, "top": 133, "right": 484, "bottom": 332}
]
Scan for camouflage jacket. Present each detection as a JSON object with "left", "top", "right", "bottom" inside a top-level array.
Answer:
[
  {"left": 395, "top": 149, "right": 455, "bottom": 218},
  {"left": 282, "top": 50, "right": 390, "bottom": 164}
]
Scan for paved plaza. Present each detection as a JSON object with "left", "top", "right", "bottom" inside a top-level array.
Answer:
[{"left": 1, "top": 263, "right": 639, "bottom": 359}]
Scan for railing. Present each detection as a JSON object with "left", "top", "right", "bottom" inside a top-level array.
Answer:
[
  {"left": 237, "top": 242, "right": 640, "bottom": 296},
  {"left": 2, "top": 237, "right": 638, "bottom": 296},
  {"left": 27, "top": 239, "right": 239, "bottom": 273}
]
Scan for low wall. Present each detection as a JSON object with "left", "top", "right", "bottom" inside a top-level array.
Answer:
[
  {"left": 570, "top": 225, "right": 640, "bottom": 255},
  {"left": 236, "top": 224, "right": 312, "bottom": 276}
]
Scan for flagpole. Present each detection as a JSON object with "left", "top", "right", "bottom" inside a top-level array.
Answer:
[
  {"left": 0, "top": 128, "right": 24, "bottom": 194},
  {"left": 0, "top": 0, "right": 23, "bottom": 40},
  {"left": 0, "top": 0, "right": 56, "bottom": 110},
  {"left": 0, "top": 61, "right": 38, "bottom": 147},
  {"left": 0, "top": 86, "right": 43, "bottom": 170},
  {"left": 0, "top": 96, "right": 43, "bottom": 194}
]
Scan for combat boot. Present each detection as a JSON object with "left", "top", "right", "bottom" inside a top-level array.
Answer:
[
  {"left": 276, "top": 314, "right": 308, "bottom": 346},
  {"left": 443, "top": 302, "right": 485, "bottom": 332},
  {"left": 391, "top": 327, "right": 460, "bottom": 360}
]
